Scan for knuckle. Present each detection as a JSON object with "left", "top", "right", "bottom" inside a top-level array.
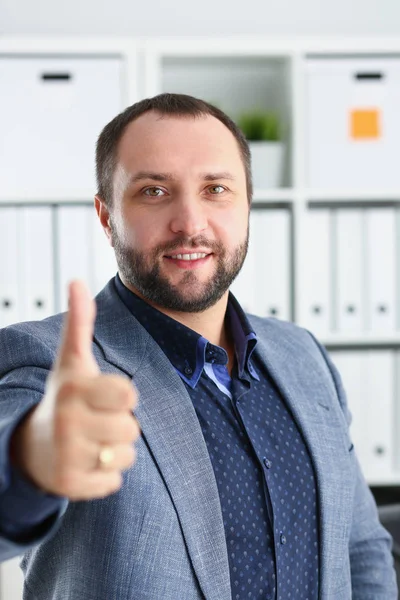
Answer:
[
  {"left": 107, "top": 375, "right": 134, "bottom": 406},
  {"left": 54, "top": 411, "right": 73, "bottom": 440},
  {"left": 119, "top": 383, "right": 135, "bottom": 408},
  {"left": 131, "top": 418, "right": 141, "bottom": 441},
  {"left": 54, "top": 405, "right": 82, "bottom": 440},
  {"left": 122, "top": 416, "right": 139, "bottom": 442},
  {"left": 130, "top": 388, "right": 139, "bottom": 409},
  {"left": 56, "top": 379, "right": 83, "bottom": 403},
  {"left": 122, "top": 445, "right": 136, "bottom": 469}
]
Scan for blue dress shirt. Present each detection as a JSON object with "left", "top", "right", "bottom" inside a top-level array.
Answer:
[{"left": 115, "top": 275, "right": 319, "bottom": 600}]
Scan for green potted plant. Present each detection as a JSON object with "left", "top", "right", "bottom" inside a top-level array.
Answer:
[{"left": 237, "top": 110, "right": 284, "bottom": 189}]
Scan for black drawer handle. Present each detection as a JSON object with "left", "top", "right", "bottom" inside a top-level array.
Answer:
[
  {"left": 41, "top": 73, "right": 72, "bottom": 82},
  {"left": 354, "top": 72, "right": 384, "bottom": 80}
]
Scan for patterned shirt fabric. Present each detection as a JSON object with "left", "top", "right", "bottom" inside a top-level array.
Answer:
[{"left": 115, "top": 274, "right": 319, "bottom": 600}]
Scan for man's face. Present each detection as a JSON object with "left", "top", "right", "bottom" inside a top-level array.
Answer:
[{"left": 104, "top": 111, "right": 249, "bottom": 313}]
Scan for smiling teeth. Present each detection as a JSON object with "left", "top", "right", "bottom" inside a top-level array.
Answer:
[{"left": 170, "top": 253, "right": 208, "bottom": 260}]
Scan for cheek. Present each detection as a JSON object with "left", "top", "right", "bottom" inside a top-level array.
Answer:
[
  {"left": 119, "top": 210, "right": 165, "bottom": 251},
  {"left": 218, "top": 212, "right": 248, "bottom": 246}
]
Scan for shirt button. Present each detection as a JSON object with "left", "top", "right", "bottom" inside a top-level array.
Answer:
[
  {"left": 280, "top": 534, "right": 287, "bottom": 545},
  {"left": 263, "top": 458, "right": 272, "bottom": 469},
  {"left": 184, "top": 366, "right": 193, "bottom": 375}
]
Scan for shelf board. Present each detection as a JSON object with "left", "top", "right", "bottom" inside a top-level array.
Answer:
[
  {"left": 320, "top": 333, "right": 400, "bottom": 348},
  {"left": 305, "top": 189, "right": 400, "bottom": 203},
  {"left": 365, "top": 475, "right": 400, "bottom": 487},
  {"left": 249, "top": 189, "right": 400, "bottom": 203},
  {"left": 0, "top": 196, "right": 94, "bottom": 205},
  {"left": 252, "top": 188, "right": 294, "bottom": 203}
]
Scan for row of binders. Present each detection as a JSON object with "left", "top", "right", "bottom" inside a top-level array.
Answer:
[
  {"left": 0, "top": 205, "right": 117, "bottom": 327},
  {"left": 300, "top": 206, "right": 400, "bottom": 334},
  {"left": 233, "top": 205, "right": 400, "bottom": 335},
  {"left": 230, "top": 209, "right": 292, "bottom": 321},
  {"left": 331, "top": 349, "right": 400, "bottom": 485},
  {"left": 2, "top": 204, "right": 400, "bottom": 337}
]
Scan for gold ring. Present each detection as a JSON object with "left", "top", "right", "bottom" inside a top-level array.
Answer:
[{"left": 98, "top": 446, "right": 114, "bottom": 470}]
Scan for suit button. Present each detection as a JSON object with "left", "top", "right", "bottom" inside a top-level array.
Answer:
[
  {"left": 280, "top": 534, "right": 287, "bottom": 545},
  {"left": 263, "top": 458, "right": 272, "bottom": 469}
]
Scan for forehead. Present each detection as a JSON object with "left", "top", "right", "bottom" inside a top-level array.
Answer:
[{"left": 116, "top": 111, "right": 245, "bottom": 175}]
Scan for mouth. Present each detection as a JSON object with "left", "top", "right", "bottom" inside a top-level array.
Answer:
[
  {"left": 163, "top": 252, "right": 213, "bottom": 269},
  {"left": 165, "top": 252, "right": 210, "bottom": 261}
]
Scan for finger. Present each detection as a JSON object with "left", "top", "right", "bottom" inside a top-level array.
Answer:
[
  {"left": 83, "top": 412, "right": 140, "bottom": 445},
  {"left": 59, "top": 468, "right": 123, "bottom": 500},
  {"left": 55, "top": 375, "right": 137, "bottom": 414},
  {"left": 93, "top": 444, "right": 136, "bottom": 472},
  {"left": 57, "top": 437, "right": 137, "bottom": 472},
  {"left": 56, "top": 280, "right": 99, "bottom": 375},
  {"left": 83, "top": 375, "right": 138, "bottom": 413}
]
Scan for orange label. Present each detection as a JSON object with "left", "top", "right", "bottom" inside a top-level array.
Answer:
[{"left": 350, "top": 109, "right": 380, "bottom": 139}]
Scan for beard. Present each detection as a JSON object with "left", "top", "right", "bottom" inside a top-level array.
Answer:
[{"left": 109, "top": 220, "right": 249, "bottom": 313}]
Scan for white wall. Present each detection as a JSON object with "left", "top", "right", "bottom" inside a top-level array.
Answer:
[{"left": 0, "top": 0, "right": 399, "bottom": 37}]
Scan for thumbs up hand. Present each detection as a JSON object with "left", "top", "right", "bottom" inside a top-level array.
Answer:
[{"left": 10, "top": 281, "right": 140, "bottom": 501}]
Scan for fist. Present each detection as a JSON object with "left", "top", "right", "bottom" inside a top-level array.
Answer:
[{"left": 11, "top": 281, "right": 140, "bottom": 501}]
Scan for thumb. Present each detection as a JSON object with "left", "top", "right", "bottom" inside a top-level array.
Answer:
[{"left": 55, "top": 280, "right": 100, "bottom": 376}]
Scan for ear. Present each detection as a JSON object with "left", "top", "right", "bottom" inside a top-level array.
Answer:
[{"left": 94, "top": 196, "right": 113, "bottom": 247}]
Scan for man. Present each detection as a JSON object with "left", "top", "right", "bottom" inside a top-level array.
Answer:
[{"left": 0, "top": 93, "right": 396, "bottom": 599}]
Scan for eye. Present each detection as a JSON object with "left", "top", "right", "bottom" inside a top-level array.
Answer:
[
  {"left": 208, "top": 185, "right": 226, "bottom": 194},
  {"left": 143, "top": 186, "right": 165, "bottom": 197}
]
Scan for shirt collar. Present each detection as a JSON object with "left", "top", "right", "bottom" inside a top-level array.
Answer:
[
  {"left": 226, "top": 293, "right": 259, "bottom": 380},
  {"left": 114, "top": 273, "right": 259, "bottom": 386}
]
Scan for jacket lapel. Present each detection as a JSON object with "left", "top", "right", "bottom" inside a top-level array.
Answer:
[
  {"left": 93, "top": 282, "right": 231, "bottom": 600},
  {"left": 249, "top": 318, "right": 354, "bottom": 599}
]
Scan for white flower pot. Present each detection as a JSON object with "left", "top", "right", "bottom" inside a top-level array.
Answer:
[{"left": 249, "top": 141, "right": 284, "bottom": 190}]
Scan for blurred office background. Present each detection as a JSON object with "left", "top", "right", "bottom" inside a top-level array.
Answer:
[{"left": 2, "top": 0, "right": 400, "bottom": 596}]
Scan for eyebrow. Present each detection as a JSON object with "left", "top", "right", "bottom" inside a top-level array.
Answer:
[{"left": 127, "top": 171, "right": 236, "bottom": 185}]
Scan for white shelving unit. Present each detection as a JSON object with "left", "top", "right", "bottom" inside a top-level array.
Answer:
[
  {"left": 2, "top": 34, "right": 400, "bottom": 599},
  {"left": 1, "top": 34, "right": 400, "bottom": 474}
]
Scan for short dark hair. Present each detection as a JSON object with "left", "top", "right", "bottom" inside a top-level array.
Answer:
[{"left": 95, "top": 93, "right": 252, "bottom": 208}]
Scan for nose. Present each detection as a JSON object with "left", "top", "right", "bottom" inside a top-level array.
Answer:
[{"left": 169, "top": 197, "right": 208, "bottom": 237}]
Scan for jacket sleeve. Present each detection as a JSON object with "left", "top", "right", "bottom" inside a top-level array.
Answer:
[
  {"left": 0, "top": 323, "right": 68, "bottom": 562},
  {"left": 310, "top": 332, "right": 398, "bottom": 599}
]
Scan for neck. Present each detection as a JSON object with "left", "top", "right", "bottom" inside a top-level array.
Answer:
[
  {"left": 155, "top": 294, "right": 236, "bottom": 375},
  {"left": 121, "top": 278, "right": 236, "bottom": 371}
]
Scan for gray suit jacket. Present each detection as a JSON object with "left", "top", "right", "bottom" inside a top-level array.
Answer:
[{"left": 0, "top": 279, "right": 397, "bottom": 599}]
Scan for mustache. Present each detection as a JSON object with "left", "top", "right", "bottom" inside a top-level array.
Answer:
[{"left": 153, "top": 236, "right": 223, "bottom": 255}]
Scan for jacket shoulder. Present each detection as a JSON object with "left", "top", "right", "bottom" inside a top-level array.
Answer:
[
  {"left": 0, "top": 314, "right": 65, "bottom": 375},
  {"left": 247, "top": 314, "right": 332, "bottom": 372},
  {"left": 248, "top": 314, "right": 315, "bottom": 346}
]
